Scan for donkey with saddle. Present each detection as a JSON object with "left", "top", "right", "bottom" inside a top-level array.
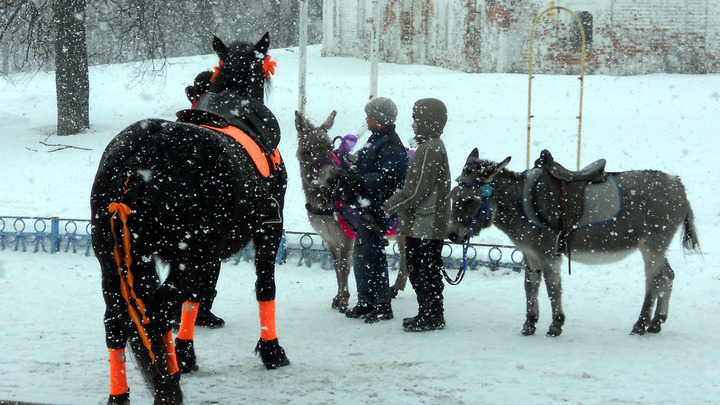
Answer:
[{"left": 448, "top": 148, "right": 699, "bottom": 337}]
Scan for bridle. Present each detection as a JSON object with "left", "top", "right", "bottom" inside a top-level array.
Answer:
[
  {"left": 302, "top": 151, "right": 340, "bottom": 216},
  {"left": 444, "top": 181, "right": 493, "bottom": 285}
]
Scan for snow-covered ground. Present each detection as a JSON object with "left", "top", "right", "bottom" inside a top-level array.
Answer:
[{"left": 0, "top": 44, "right": 718, "bottom": 404}]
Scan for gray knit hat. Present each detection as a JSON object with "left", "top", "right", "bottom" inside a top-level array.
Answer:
[{"left": 364, "top": 97, "right": 398, "bottom": 125}]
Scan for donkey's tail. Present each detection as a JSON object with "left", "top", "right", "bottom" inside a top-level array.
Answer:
[{"left": 682, "top": 205, "right": 700, "bottom": 252}]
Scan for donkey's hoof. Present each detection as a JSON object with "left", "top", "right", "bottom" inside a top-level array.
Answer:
[
  {"left": 647, "top": 323, "right": 662, "bottom": 334},
  {"left": 108, "top": 390, "right": 130, "bottom": 405},
  {"left": 630, "top": 323, "right": 646, "bottom": 335},
  {"left": 331, "top": 297, "right": 339, "bottom": 309},
  {"left": 338, "top": 304, "right": 348, "bottom": 313},
  {"left": 521, "top": 324, "right": 536, "bottom": 336},
  {"left": 546, "top": 325, "right": 562, "bottom": 337}
]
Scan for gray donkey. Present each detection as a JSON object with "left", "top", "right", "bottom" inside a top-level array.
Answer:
[
  {"left": 295, "top": 110, "right": 408, "bottom": 312},
  {"left": 448, "top": 148, "right": 699, "bottom": 337}
]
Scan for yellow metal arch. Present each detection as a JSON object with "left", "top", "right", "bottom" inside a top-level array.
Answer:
[{"left": 526, "top": 6, "right": 586, "bottom": 170}]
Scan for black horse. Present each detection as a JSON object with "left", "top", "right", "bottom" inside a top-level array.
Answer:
[{"left": 91, "top": 33, "right": 289, "bottom": 405}]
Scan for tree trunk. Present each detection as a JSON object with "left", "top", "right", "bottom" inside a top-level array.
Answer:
[{"left": 53, "top": 0, "right": 89, "bottom": 136}]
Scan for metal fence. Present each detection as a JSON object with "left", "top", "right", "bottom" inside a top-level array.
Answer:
[{"left": 0, "top": 215, "right": 524, "bottom": 272}]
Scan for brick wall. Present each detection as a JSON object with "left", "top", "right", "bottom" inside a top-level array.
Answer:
[{"left": 322, "top": 0, "right": 720, "bottom": 75}]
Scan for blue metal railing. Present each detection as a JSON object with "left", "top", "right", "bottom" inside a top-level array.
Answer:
[{"left": 1, "top": 215, "right": 524, "bottom": 272}]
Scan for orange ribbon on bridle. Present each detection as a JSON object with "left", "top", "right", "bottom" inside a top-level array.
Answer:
[
  {"left": 210, "top": 60, "right": 224, "bottom": 83},
  {"left": 262, "top": 55, "right": 276, "bottom": 77}
]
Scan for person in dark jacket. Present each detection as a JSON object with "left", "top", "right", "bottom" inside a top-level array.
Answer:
[
  {"left": 186, "top": 71, "right": 213, "bottom": 107},
  {"left": 383, "top": 98, "right": 451, "bottom": 332},
  {"left": 334, "top": 97, "right": 408, "bottom": 323}
]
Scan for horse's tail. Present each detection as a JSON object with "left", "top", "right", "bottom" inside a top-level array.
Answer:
[
  {"left": 108, "top": 169, "right": 182, "bottom": 400},
  {"left": 682, "top": 204, "right": 700, "bottom": 252}
]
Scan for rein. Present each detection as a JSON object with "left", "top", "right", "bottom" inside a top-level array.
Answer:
[
  {"left": 443, "top": 182, "right": 493, "bottom": 285},
  {"left": 304, "top": 152, "right": 340, "bottom": 216}
]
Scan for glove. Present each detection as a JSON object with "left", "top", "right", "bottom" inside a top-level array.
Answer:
[{"left": 336, "top": 172, "right": 363, "bottom": 194}]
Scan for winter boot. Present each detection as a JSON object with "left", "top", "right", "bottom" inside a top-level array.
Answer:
[
  {"left": 345, "top": 302, "right": 374, "bottom": 318},
  {"left": 195, "top": 289, "right": 225, "bottom": 328},
  {"left": 364, "top": 302, "right": 394, "bottom": 324},
  {"left": 403, "top": 314, "right": 445, "bottom": 332},
  {"left": 403, "top": 265, "right": 426, "bottom": 327}
]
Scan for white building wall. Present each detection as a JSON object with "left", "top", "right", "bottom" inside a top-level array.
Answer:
[{"left": 322, "top": 0, "right": 720, "bottom": 75}]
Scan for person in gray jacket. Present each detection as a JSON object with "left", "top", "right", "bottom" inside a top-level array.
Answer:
[{"left": 383, "top": 98, "right": 451, "bottom": 332}]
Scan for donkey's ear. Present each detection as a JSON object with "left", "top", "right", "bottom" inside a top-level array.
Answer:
[
  {"left": 294, "top": 110, "right": 308, "bottom": 134},
  {"left": 465, "top": 148, "right": 479, "bottom": 165},
  {"left": 485, "top": 156, "right": 512, "bottom": 183},
  {"left": 320, "top": 110, "right": 337, "bottom": 131},
  {"left": 256, "top": 32, "right": 270, "bottom": 55},
  {"left": 213, "top": 36, "right": 227, "bottom": 59},
  {"left": 497, "top": 156, "right": 511, "bottom": 171}
]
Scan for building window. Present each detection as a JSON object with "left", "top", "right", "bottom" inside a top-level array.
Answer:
[{"left": 570, "top": 11, "right": 593, "bottom": 50}]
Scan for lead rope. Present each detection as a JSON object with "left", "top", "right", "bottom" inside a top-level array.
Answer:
[{"left": 443, "top": 184, "right": 492, "bottom": 285}]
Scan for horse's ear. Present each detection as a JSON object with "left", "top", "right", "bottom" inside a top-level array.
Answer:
[
  {"left": 320, "top": 111, "right": 337, "bottom": 131},
  {"left": 213, "top": 36, "right": 227, "bottom": 59},
  {"left": 256, "top": 32, "right": 270, "bottom": 55}
]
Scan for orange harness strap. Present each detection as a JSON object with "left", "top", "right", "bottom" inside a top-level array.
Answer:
[
  {"left": 201, "top": 125, "right": 281, "bottom": 177},
  {"left": 258, "top": 300, "right": 277, "bottom": 341}
]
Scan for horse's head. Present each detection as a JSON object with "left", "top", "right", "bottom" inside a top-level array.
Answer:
[
  {"left": 209, "top": 33, "right": 271, "bottom": 102},
  {"left": 447, "top": 148, "right": 511, "bottom": 244}
]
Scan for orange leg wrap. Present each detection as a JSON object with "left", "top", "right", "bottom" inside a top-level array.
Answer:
[
  {"left": 108, "top": 348, "right": 129, "bottom": 396},
  {"left": 176, "top": 301, "right": 199, "bottom": 341},
  {"left": 258, "top": 300, "right": 277, "bottom": 341},
  {"left": 162, "top": 331, "right": 180, "bottom": 374}
]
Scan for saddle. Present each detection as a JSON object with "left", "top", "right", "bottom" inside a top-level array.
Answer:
[
  {"left": 523, "top": 149, "right": 621, "bottom": 256},
  {"left": 176, "top": 90, "right": 281, "bottom": 153}
]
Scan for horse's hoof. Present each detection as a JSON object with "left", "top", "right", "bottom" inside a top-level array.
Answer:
[
  {"left": 255, "top": 338, "right": 291, "bottom": 369},
  {"left": 175, "top": 338, "right": 199, "bottom": 373},
  {"left": 108, "top": 390, "right": 130, "bottom": 405},
  {"left": 521, "top": 325, "right": 536, "bottom": 336},
  {"left": 630, "top": 326, "right": 646, "bottom": 335}
]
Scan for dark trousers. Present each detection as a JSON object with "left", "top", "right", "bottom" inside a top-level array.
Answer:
[
  {"left": 406, "top": 237, "right": 445, "bottom": 318},
  {"left": 352, "top": 221, "right": 391, "bottom": 305}
]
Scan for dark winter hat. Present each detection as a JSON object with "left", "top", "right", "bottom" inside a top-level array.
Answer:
[
  {"left": 186, "top": 71, "right": 213, "bottom": 103},
  {"left": 412, "top": 98, "right": 448, "bottom": 135},
  {"left": 364, "top": 97, "right": 398, "bottom": 125}
]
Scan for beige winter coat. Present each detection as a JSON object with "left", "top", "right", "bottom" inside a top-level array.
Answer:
[{"left": 383, "top": 133, "right": 451, "bottom": 240}]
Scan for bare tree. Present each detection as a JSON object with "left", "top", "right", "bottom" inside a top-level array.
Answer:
[
  {"left": 2, "top": 0, "right": 89, "bottom": 135},
  {"left": 53, "top": 0, "right": 89, "bottom": 135}
]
